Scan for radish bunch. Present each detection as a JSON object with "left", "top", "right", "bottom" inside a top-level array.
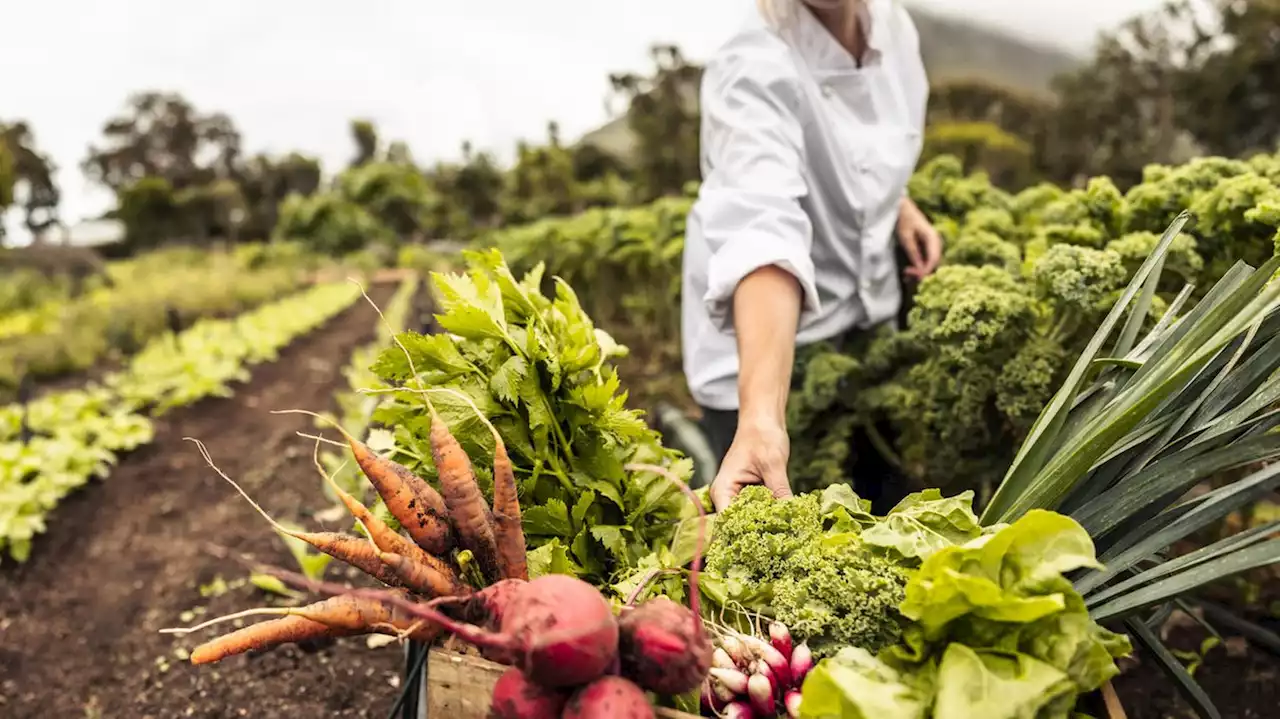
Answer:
[{"left": 702, "top": 622, "right": 814, "bottom": 719}]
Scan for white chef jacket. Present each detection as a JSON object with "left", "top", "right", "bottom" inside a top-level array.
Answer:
[{"left": 681, "top": 0, "right": 929, "bottom": 411}]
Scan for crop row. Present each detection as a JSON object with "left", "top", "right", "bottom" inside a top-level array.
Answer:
[
  {"left": 0, "top": 244, "right": 316, "bottom": 399},
  {"left": 0, "top": 281, "right": 363, "bottom": 562}
]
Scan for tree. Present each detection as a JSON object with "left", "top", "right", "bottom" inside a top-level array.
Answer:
[
  {"left": 339, "top": 160, "right": 436, "bottom": 240},
  {"left": 0, "top": 142, "right": 15, "bottom": 233},
  {"left": 350, "top": 119, "right": 379, "bottom": 168},
  {"left": 1179, "top": 0, "right": 1280, "bottom": 157},
  {"left": 1, "top": 121, "right": 60, "bottom": 241},
  {"left": 235, "top": 152, "right": 323, "bottom": 241},
  {"left": 1043, "top": 1, "right": 1204, "bottom": 187},
  {"left": 501, "top": 123, "right": 578, "bottom": 224},
  {"left": 83, "top": 92, "right": 241, "bottom": 193},
  {"left": 608, "top": 44, "right": 701, "bottom": 201}
]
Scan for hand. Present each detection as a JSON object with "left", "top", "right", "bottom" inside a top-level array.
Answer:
[
  {"left": 709, "top": 418, "right": 794, "bottom": 512},
  {"left": 897, "top": 198, "right": 943, "bottom": 281}
]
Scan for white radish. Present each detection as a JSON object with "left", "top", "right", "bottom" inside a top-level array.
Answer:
[
  {"left": 721, "top": 635, "right": 752, "bottom": 668},
  {"left": 785, "top": 689, "right": 803, "bottom": 718},
  {"left": 790, "top": 642, "right": 814, "bottom": 685},
  {"left": 743, "top": 634, "right": 793, "bottom": 688},
  {"left": 723, "top": 701, "right": 756, "bottom": 719},
  {"left": 755, "top": 659, "right": 781, "bottom": 699},
  {"left": 769, "top": 621, "right": 793, "bottom": 662},
  {"left": 713, "top": 647, "right": 738, "bottom": 671},
  {"left": 701, "top": 679, "right": 727, "bottom": 713},
  {"left": 747, "top": 673, "right": 775, "bottom": 718},
  {"left": 710, "top": 667, "right": 750, "bottom": 695}
]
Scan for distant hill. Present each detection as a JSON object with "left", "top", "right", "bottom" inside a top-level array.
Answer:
[{"left": 577, "top": 3, "right": 1081, "bottom": 159}]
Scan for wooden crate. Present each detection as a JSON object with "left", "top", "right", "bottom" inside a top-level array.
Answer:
[{"left": 424, "top": 648, "right": 700, "bottom": 718}]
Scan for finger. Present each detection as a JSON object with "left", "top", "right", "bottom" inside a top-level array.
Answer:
[
  {"left": 923, "top": 230, "right": 943, "bottom": 274},
  {"left": 899, "top": 230, "right": 925, "bottom": 274}
]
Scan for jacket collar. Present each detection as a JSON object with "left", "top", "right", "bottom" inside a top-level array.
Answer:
[{"left": 788, "top": 0, "right": 893, "bottom": 75}]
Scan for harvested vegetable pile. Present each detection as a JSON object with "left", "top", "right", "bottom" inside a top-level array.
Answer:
[
  {"left": 693, "top": 486, "right": 1131, "bottom": 718},
  {"left": 169, "top": 399, "right": 715, "bottom": 718}
]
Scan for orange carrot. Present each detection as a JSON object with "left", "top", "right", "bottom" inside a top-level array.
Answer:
[
  {"left": 378, "top": 550, "right": 472, "bottom": 599},
  {"left": 174, "top": 596, "right": 442, "bottom": 665},
  {"left": 190, "top": 616, "right": 349, "bottom": 665},
  {"left": 319, "top": 457, "right": 469, "bottom": 596},
  {"left": 186, "top": 438, "right": 405, "bottom": 588},
  {"left": 407, "top": 386, "right": 527, "bottom": 582},
  {"left": 276, "top": 410, "right": 454, "bottom": 555},
  {"left": 491, "top": 440, "right": 528, "bottom": 581},
  {"left": 427, "top": 404, "right": 503, "bottom": 584}
]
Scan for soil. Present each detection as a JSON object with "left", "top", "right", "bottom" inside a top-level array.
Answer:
[
  {"left": 1102, "top": 615, "right": 1280, "bottom": 719},
  {"left": 0, "top": 281, "right": 409, "bottom": 719}
]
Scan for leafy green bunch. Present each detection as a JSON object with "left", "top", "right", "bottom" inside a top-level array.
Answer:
[
  {"left": 799, "top": 511, "right": 1131, "bottom": 719},
  {"left": 369, "top": 248, "right": 693, "bottom": 586},
  {"left": 702, "top": 484, "right": 997, "bottom": 659}
]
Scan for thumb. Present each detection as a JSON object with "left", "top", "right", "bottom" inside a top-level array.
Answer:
[{"left": 762, "top": 468, "right": 794, "bottom": 501}]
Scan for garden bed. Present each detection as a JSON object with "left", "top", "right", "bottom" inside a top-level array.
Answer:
[{"left": 0, "top": 282, "right": 406, "bottom": 718}]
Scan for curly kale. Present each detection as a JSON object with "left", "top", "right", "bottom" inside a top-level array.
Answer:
[
  {"left": 705, "top": 486, "right": 822, "bottom": 584},
  {"left": 1189, "top": 173, "right": 1280, "bottom": 277},
  {"left": 705, "top": 486, "right": 908, "bottom": 658},
  {"left": 772, "top": 539, "right": 909, "bottom": 657},
  {"left": 1105, "top": 230, "right": 1204, "bottom": 290},
  {"left": 1031, "top": 244, "right": 1128, "bottom": 317},
  {"left": 995, "top": 335, "right": 1068, "bottom": 434},
  {"left": 944, "top": 230, "right": 1022, "bottom": 273},
  {"left": 908, "top": 265, "right": 1037, "bottom": 360}
]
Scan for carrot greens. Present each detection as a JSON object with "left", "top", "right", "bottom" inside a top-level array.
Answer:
[{"left": 369, "top": 249, "right": 692, "bottom": 587}]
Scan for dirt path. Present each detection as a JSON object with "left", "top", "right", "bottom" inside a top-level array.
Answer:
[{"left": 0, "top": 282, "right": 406, "bottom": 719}]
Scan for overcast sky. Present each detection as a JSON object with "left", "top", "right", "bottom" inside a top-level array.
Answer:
[{"left": 1, "top": 0, "right": 1167, "bottom": 241}]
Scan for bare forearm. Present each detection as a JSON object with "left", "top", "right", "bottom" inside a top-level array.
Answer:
[{"left": 733, "top": 265, "right": 802, "bottom": 427}]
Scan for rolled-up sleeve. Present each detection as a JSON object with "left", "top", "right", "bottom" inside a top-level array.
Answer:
[{"left": 696, "top": 48, "right": 819, "bottom": 334}]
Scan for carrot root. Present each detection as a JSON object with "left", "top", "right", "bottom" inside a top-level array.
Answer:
[
  {"left": 189, "top": 615, "right": 347, "bottom": 665},
  {"left": 279, "top": 408, "right": 455, "bottom": 555}
]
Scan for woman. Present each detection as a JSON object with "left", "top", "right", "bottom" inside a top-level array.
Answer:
[{"left": 681, "top": 0, "right": 941, "bottom": 512}]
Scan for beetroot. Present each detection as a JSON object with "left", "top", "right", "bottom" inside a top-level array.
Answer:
[
  {"left": 447, "top": 578, "right": 527, "bottom": 664},
  {"left": 488, "top": 667, "right": 566, "bottom": 719},
  {"left": 562, "top": 676, "right": 655, "bottom": 719},
  {"left": 617, "top": 596, "right": 713, "bottom": 694},
  {"left": 379, "top": 574, "right": 619, "bottom": 689}
]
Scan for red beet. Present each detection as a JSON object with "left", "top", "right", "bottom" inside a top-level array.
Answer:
[
  {"left": 391, "top": 574, "right": 620, "bottom": 688},
  {"left": 617, "top": 596, "right": 713, "bottom": 695},
  {"left": 448, "top": 578, "right": 528, "bottom": 663},
  {"left": 488, "top": 667, "right": 566, "bottom": 719},
  {"left": 562, "top": 676, "right": 655, "bottom": 719}
]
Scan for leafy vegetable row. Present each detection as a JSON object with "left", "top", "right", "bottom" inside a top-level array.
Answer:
[
  {"left": 0, "top": 244, "right": 314, "bottom": 399},
  {"left": 0, "top": 281, "right": 362, "bottom": 562}
]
